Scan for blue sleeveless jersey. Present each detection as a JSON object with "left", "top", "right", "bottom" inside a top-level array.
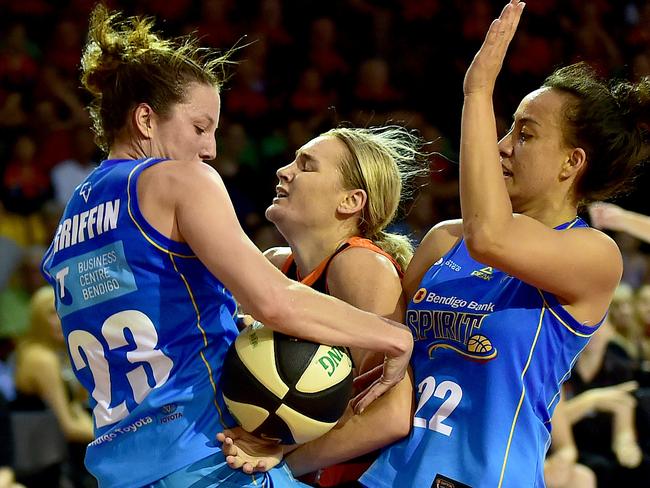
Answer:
[
  {"left": 362, "top": 218, "right": 600, "bottom": 488},
  {"left": 41, "top": 158, "right": 240, "bottom": 487}
]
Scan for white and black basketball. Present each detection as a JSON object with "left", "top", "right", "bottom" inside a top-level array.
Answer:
[{"left": 221, "top": 322, "right": 354, "bottom": 444}]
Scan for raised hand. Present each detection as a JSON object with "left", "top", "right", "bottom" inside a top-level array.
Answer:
[{"left": 463, "top": 0, "right": 525, "bottom": 96}]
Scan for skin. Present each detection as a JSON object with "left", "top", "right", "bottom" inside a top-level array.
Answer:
[
  {"left": 219, "top": 135, "right": 414, "bottom": 474},
  {"left": 357, "top": 1, "right": 621, "bottom": 481},
  {"left": 14, "top": 294, "right": 94, "bottom": 444},
  {"left": 105, "top": 82, "right": 414, "bottom": 414},
  {"left": 589, "top": 202, "right": 650, "bottom": 244},
  {"left": 266, "top": 136, "right": 413, "bottom": 475},
  {"left": 455, "top": 0, "right": 620, "bottom": 326},
  {"left": 544, "top": 396, "right": 596, "bottom": 488}
]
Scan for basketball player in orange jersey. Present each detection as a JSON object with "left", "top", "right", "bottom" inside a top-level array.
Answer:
[{"left": 220, "top": 126, "right": 426, "bottom": 485}]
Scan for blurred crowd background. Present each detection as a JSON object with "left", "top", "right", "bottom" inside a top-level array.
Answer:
[{"left": 0, "top": 0, "right": 649, "bottom": 487}]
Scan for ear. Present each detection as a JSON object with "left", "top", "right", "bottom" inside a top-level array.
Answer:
[
  {"left": 133, "top": 103, "right": 155, "bottom": 139},
  {"left": 337, "top": 189, "right": 367, "bottom": 216},
  {"left": 559, "top": 147, "right": 587, "bottom": 181}
]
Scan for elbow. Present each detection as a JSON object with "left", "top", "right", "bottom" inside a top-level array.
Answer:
[
  {"left": 464, "top": 223, "right": 501, "bottom": 263},
  {"left": 247, "top": 283, "right": 295, "bottom": 334},
  {"left": 392, "top": 414, "right": 412, "bottom": 442},
  {"left": 382, "top": 406, "right": 411, "bottom": 444}
]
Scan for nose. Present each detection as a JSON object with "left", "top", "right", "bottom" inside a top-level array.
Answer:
[
  {"left": 276, "top": 161, "right": 295, "bottom": 181},
  {"left": 200, "top": 137, "right": 217, "bottom": 162},
  {"left": 497, "top": 131, "right": 513, "bottom": 159}
]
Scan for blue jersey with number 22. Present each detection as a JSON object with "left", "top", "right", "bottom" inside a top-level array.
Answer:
[
  {"left": 41, "top": 158, "right": 240, "bottom": 488},
  {"left": 362, "top": 218, "right": 599, "bottom": 488}
]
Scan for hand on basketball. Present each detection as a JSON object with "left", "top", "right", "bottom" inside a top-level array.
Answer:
[
  {"left": 217, "top": 427, "right": 283, "bottom": 474},
  {"left": 463, "top": 0, "right": 525, "bottom": 96},
  {"left": 351, "top": 349, "right": 411, "bottom": 414}
]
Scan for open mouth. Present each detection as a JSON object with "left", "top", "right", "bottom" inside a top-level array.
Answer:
[
  {"left": 502, "top": 167, "right": 513, "bottom": 177},
  {"left": 275, "top": 186, "right": 289, "bottom": 198}
]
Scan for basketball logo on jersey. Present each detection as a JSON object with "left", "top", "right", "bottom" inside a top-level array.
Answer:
[{"left": 406, "top": 307, "right": 498, "bottom": 362}]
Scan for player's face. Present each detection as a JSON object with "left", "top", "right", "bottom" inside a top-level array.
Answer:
[
  {"left": 153, "top": 82, "right": 219, "bottom": 162},
  {"left": 266, "top": 135, "right": 351, "bottom": 233},
  {"left": 497, "top": 88, "right": 574, "bottom": 212}
]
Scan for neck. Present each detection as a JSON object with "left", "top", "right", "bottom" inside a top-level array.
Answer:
[
  {"left": 515, "top": 192, "right": 578, "bottom": 228},
  {"left": 108, "top": 134, "right": 152, "bottom": 161},
  {"left": 281, "top": 224, "right": 356, "bottom": 278}
]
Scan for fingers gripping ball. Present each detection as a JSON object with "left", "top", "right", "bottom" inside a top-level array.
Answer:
[{"left": 221, "top": 322, "right": 354, "bottom": 444}]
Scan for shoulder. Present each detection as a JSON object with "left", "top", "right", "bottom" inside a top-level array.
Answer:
[
  {"left": 571, "top": 225, "right": 623, "bottom": 280},
  {"left": 264, "top": 246, "right": 292, "bottom": 269},
  {"left": 403, "top": 220, "right": 463, "bottom": 299},
  {"left": 19, "top": 343, "right": 60, "bottom": 371},
  {"left": 329, "top": 246, "right": 401, "bottom": 284},
  {"left": 140, "top": 160, "right": 226, "bottom": 197},
  {"left": 414, "top": 219, "right": 464, "bottom": 263}
]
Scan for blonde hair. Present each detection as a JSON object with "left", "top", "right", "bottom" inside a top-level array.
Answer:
[
  {"left": 81, "top": 4, "right": 234, "bottom": 152},
  {"left": 323, "top": 126, "right": 429, "bottom": 270},
  {"left": 22, "top": 286, "right": 58, "bottom": 346}
]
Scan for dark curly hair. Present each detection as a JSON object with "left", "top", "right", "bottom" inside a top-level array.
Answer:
[{"left": 543, "top": 62, "right": 650, "bottom": 206}]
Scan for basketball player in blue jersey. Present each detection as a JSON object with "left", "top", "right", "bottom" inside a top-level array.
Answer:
[
  {"left": 220, "top": 126, "right": 426, "bottom": 485},
  {"left": 361, "top": 1, "right": 650, "bottom": 487},
  {"left": 39, "top": 5, "right": 414, "bottom": 488}
]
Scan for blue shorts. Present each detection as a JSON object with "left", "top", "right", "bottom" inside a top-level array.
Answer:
[{"left": 147, "top": 452, "right": 308, "bottom": 488}]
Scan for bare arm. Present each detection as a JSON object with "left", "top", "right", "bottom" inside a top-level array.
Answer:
[
  {"left": 589, "top": 202, "right": 650, "bottom": 244},
  {"left": 563, "top": 381, "right": 642, "bottom": 468},
  {"left": 137, "top": 161, "right": 412, "bottom": 410},
  {"left": 286, "top": 372, "right": 413, "bottom": 477},
  {"left": 285, "top": 248, "right": 412, "bottom": 475},
  {"left": 459, "top": 1, "right": 620, "bottom": 324},
  {"left": 166, "top": 161, "right": 412, "bottom": 359}
]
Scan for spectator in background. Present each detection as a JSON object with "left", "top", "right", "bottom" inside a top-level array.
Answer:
[
  {"left": 590, "top": 202, "right": 650, "bottom": 244},
  {"left": 352, "top": 59, "right": 402, "bottom": 114},
  {"left": 0, "top": 23, "right": 39, "bottom": 93},
  {"left": 635, "top": 284, "right": 650, "bottom": 362},
  {"left": 12, "top": 286, "right": 94, "bottom": 488},
  {"left": 609, "top": 284, "right": 649, "bottom": 363},
  {"left": 307, "top": 18, "right": 349, "bottom": 89},
  {"left": 563, "top": 317, "right": 650, "bottom": 487},
  {"left": 544, "top": 396, "right": 596, "bottom": 488},
  {"left": 0, "top": 391, "right": 25, "bottom": 488},
  {"left": 50, "top": 127, "right": 98, "bottom": 210}
]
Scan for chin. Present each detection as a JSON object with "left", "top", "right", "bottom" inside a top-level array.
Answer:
[{"left": 265, "top": 204, "right": 285, "bottom": 224}]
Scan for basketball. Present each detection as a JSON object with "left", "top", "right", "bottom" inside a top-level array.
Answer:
[
  {"left": 221, "top": 322, "right": 354, "bottom": 444},
  {"left": 467, "top": 334, "right": 493, "bottom": 354}
]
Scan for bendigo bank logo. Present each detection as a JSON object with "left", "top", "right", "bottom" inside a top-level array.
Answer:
[{"left": 409, "top": 289, "right": 497, "bottom": 362}]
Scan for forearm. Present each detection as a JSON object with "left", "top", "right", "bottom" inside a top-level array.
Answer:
[
  {"left": 286, "top": 375, "right": 412, "bottom": 476},
  {"left": 258, "top": 281, "right": 412, "bottom": 358},
  {"left": 562, "top": 392, "right": 597, "bottom": 425},
  {"left": 459, "top": 94, "right": 513, "bottom": 250},
  {"left": 612, "top": 404, "right": 637, "bottom": 442},
  {"left": 617, "top": 211, "right": 650, "bottom": 243}
]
